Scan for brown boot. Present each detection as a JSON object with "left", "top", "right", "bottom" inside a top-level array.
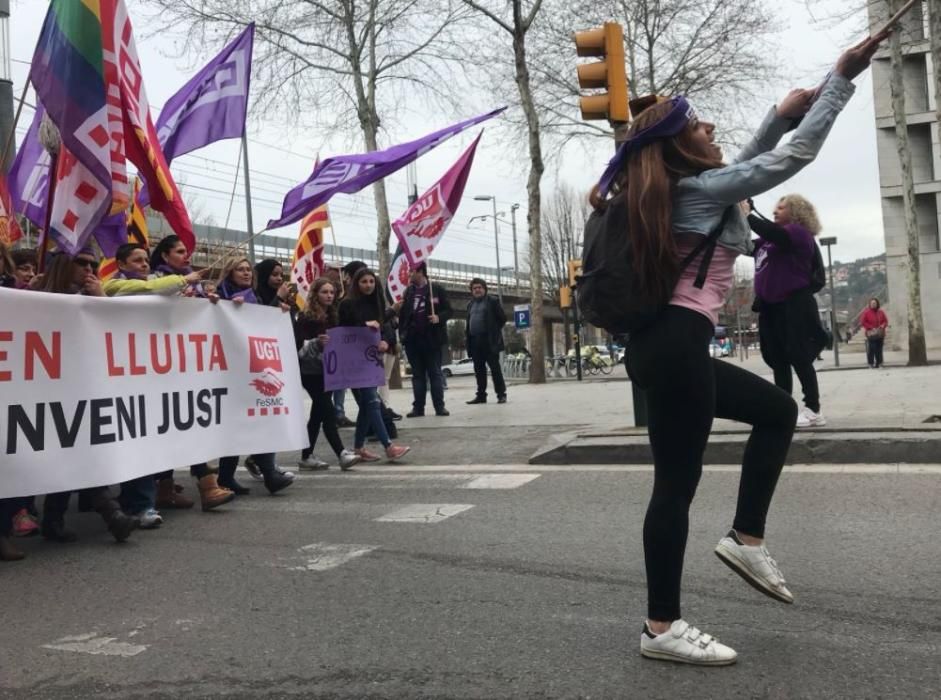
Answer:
[
  {"left": 156, "top": 478, "right": 195, "bottom": 509},
  {"left": 197, "top": 474, "right": 235, "bottom": 512},
  {"left": 0, "top": 535, "right": 26, "bottom": 561}
]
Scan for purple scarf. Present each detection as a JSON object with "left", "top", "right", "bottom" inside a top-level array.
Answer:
[
  {"left": 218, "top": 278, "right": 258, "bottom": 304},
  {"left": 115, "top": 269, "right": 149, "bottom": 281}
]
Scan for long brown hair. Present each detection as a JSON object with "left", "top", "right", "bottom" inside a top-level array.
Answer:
[
  {"left": 38, "top": 252, "right": 81, "bottom": 294},
  {"left": 302, "top": 277, "right": 339, "bottom": 326},
  {"left": 348, "top": 267, "right": 385, "bottom": 321},
  {"left": 595, "top": 102, "right": 724, "bottom": 303}
]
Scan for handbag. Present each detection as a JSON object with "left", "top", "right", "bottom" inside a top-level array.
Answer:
[
  {"left": 865, "top": 327, "right": 885, "bottom": 340},
  {"left": 298, "top": 338, "right": 324, "bottom": 374}
]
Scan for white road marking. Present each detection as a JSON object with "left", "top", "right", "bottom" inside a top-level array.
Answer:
[
  {"left": 462, "top": 473, "right": 541, "bottom": 489},
  {"left": 375, "top": 503, "right": 475, "bottom": 523},
  {"left": 42, "top": 633, "right": 147, "bottom": 657},
  {"left": 279, "top": 543, "right": 380, "bottom": 571}
]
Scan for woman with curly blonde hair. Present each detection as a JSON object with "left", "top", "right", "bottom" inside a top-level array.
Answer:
[{"left": 748, "top": 193, "right": 831, "bottom": 429}]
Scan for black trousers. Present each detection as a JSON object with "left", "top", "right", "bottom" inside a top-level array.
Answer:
[
  {"left": 771, "top": 362, "right": 820, "bottom": 413},
  {"left": 627, "top": 306, "right": 797, "bottom": 621},
  {"left": 866, "top": 337, "right": 885, "bottom": 367},
  {"left": 43, "top": 486, "right": 120, "bottom": 524},
  {"left": 469, "top": 335, "right": 507, "bottom": 399},
  {"left": 301, "top": 373, "right": 345, "bottom": 459},
  {"left": 0, "top": 498, "right": 15, "bottom": 536}
]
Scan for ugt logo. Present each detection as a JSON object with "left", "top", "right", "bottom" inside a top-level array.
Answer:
[{"left": 248, "top": 337, "right": 283, "bottom": 374}]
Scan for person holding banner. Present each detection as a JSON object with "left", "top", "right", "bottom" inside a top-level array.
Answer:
[
  {"left": 214, "top": 257, "right": 295, "bottom": 495},
  {"left": 294, "top": 278, "right": 362, "bottom": 471},
  {"left": 398, "top": 263, "right": 452, "bottom": 418},
  {"left": 33, "top": 248, "right": 140, "bottom": 543},
  {"left": 148, "top": 234, "right": 234, "bottom": 511},
  {"left": 254, "top": 258, "right": 297, "bottom": 312},
  {"left": 11, "top": 248, "right": 38, "bottom": 289},
  {"left": 338, "top": 268, "right": 411, "bottom": 462}
]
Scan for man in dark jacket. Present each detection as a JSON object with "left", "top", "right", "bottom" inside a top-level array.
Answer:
[
  {"left": 399, "top": 262, "right": 452, "bottom": 417},
  {"left": 465, "top": 278, "right": 507, "bottom": 404}
]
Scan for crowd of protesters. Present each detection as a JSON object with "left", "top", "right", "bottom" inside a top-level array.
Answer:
[{"left": 0, "top": 237, "right": 478, "bottom": 563}]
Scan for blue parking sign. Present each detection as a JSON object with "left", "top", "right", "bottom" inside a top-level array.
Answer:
[{"left": 514, "top": 304, "right": 531, "bottom": 330}]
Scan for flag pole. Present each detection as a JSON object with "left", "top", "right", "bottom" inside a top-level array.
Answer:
[
  {"left": 240, "top": 130, "right": 256, "bottom": 264},
  {"left": 326, "top": 204, "right": 344, "bottom": 296}
]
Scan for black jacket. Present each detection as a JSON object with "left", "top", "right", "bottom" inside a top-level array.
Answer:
[
  {"left": 399, "top": 282, "right": 452, "bottom": 346},
  {"left": 465, "top": 294, "right": 506, "bottom": 355},
  {"left": 338, "top": 295, "right": 396, "bottom": 348}
]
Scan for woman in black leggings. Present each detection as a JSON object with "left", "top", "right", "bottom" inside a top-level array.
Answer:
[
  {"left": 593, "top": 34, "right": 887, "bottom": 665},
  {"left": 294, "top": 278, "right": 361, "bottom": 471}
]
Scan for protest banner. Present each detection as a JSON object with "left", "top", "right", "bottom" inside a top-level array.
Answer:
[
  {"left": 0, "top": 287, "right": 307, "bottom": 498},
  {"left": 323, "top": 327, "right": 386, "bottom": 392}
]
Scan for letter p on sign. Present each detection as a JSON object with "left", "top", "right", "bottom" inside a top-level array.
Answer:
[{"left": 249, "top": 337, "right": 283, "bottom": 373}]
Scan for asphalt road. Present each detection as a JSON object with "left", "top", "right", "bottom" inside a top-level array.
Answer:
[{"left": 2, "top": 464, "right": 940, "bottom": 698}]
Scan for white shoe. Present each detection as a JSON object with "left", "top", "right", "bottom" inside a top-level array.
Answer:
[
  {"left": 640, "top": 620, "right": 737, "bottom": 666},
  {"left": 338, "top": 449, "right": 362, "bottom": 471},
  {"left": 715, "top": 530, "right": 794, "bottom": 604},
  {"left": 796, "top": 407, "right": 827, "bottom": 428},
  {"left": 135, "top": 508, "right": 163, "bottom": 530},
  {"left": 297, "top": 456, "right": 330, "bottom": 471}
]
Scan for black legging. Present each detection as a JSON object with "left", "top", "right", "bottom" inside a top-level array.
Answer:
[
  {"left": 866, "top": 337, "right": 885, "bottom": 367},
  {"left": 301, "top": 373, "right": 345, "bottom": 459},
  {"left": 627, "top": 306, "right": 798, "bottom": 622},
  {"left": 771, "top": 362, "right": 820, "bottom": 413}
]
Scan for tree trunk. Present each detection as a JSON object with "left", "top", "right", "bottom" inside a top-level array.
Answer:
[
  {"left": 888, "top": 6, "right": 928, "bottom": 366},
  {"left": 359, "top": 121, "right": 393, "bottom": 280},
  {"left": 513, "top": 31, "right": 546, "bottom": 383},
  {"left": 929, "top": 0, "right": 941, "bottom": 145}
]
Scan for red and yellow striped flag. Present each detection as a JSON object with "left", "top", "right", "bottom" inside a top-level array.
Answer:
[{"left": 290, "top": 203, "right": 329, "bottom": 309}]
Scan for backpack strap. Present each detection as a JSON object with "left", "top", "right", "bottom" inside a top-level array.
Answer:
[{"left": 678, "top": 206, "right": 735, "bottom": 290}]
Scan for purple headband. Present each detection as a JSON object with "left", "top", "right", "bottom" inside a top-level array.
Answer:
[{"left": 598, "top": 95, "right": 697, "bottom": 196}]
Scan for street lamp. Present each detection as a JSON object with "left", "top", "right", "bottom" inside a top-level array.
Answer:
[
  {"left": 819, "top": 236, "right": 839, "bottom": 367},
  {"left": 474, "top": 195, "right": 503, "bottom": 303},
  {"left": 510, "top": 203, "right": 520, "bottom": 287},
  {"left": 0, "top": 0, "right": 14, "bottom": 173}
]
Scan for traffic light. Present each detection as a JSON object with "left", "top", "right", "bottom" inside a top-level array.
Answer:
[
  {"left": 573, "top": 22, "right": 629, "bottom": 123},
  {"left": 559, "top": 285, "right": 572, "bottom": 309},
  {"left": 567, "top": 259, "right": 582, "bottom": 287}
]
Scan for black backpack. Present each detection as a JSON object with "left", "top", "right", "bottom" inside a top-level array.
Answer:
[
  {"left": 808, "top": 244, "right": 826, "bottom": 294},
  {"left": 577, "top": 194, "right": 734, "bottom": 335}
]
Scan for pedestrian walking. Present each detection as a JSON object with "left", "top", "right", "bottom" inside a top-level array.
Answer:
[
  {"left": 398, "top": 262, "right": 452, "bottom": 417},
  {"left": 748, "top": 195, "right": 830, "bottom": 428},
  {"left": 861, "top": 298, "right": 888, "bottom": 368},
  {"left": 596, "top": 34, "right": 887, "bottom": 665},
  {"left": 465, "top": 278, "right": 508, "bottom": 404}
]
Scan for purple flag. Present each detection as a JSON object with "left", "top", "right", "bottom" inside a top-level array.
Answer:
[
  {"left": 8, "top": 106, "right": 51, "bottom": 228},
  {"left": 93, "top": 211, "right": 128, "bottom": 258},
  {"left": 323, "top": 327, "right": 387, "bottom": 391},
  {"left": 139, "top": 24, "right": 254, "bottom": 206},
  {"left": 266, "top": 107, "right": 506, "bottom": 231}
]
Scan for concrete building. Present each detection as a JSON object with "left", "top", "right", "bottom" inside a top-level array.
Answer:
[{"left": 869, "top": 1, "right": 940, "bottom": 349}]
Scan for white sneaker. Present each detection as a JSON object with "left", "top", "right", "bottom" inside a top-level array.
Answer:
[
  {"left": 715, "top": 530, "right": 794, "bottom": 604},
  {"left": 338, "top": 449, "right": 362, "bottom": 471},
  {"left": 640, "top": 620, "right": 737, "bottom": 666},
  {"left": 297, "top": 456, "right": 330, "bottom": 471},
  {"left": 135, "top": 508, "right": 163, "bottom": 530},
  {"left": 796, "top": 407, "right": 827, "bottom": 428}
]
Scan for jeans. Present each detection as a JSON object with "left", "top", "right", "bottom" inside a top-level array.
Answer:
[
  {"left": 333, "top": 389, "right": 347, "bottom": 418},
  {"left": 301, "top": 374, "right": 345, "bottom": 458},
  {"left": 627, "top": 306, "right": 797, "bottom": 621},
  {"left": 470, "top": 335, "right": 507, "bottom": 399},
  {"left": 119, "top": 474, "right": 157, "bottom": 514},
  {"left": 353, "top": 386, "right": 390, "bottom": 449},
  {"left": 866, "top": 337, "right": 885, "bottom": 367},
  {"left": 404, "top": 338, "right": 445, "bottom": 413}
]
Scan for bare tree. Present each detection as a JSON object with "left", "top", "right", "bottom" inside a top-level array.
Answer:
[
  {"left": 461, "top": 0, "right": 549, "bottom": 382},
  {"left": 541, "top": 184, "right": 588, "bottom": 352},
  {"left": 929, "top": 2, "right": 941, "bottom": 130},
  {"left": 886, "top": 0, "right": 928, "bottom": 365},
  {"left": 142, "top": 0, "right": 466, "bottom": 279}
]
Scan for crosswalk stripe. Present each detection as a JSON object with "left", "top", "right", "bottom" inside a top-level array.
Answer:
[{"left": 374, "top": 504, "right": 475, "bottom": 523}]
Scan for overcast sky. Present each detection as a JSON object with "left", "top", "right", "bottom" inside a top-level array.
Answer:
[{"left": 9, "top": 0, "right": 885, "bottom": 269}]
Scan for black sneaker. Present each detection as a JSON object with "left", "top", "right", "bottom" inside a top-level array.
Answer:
[
  {"left": 107, "top": 511, "right": 140, "bottom": 543},
  {"left": 435, "top": 409, "right": 450, "bottom": 417},
  {"left": 497, "top": 396, "right": 507, "bottom": 404},
  {"left": 264, "top": 471, "right": 295, "bottom": 495},
  {"left": 336, "top": 416, "right": 356, "bottom": 428},
  {"left": 466, "top": 397, "right": 486, "bottom": 405},
  {"left": 406, "top": 410, "right": 425, "bottom": 418}
]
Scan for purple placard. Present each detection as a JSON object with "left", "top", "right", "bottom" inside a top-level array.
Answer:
[{"left": 323, "top": 326, "right": 387, "bottom": 391}]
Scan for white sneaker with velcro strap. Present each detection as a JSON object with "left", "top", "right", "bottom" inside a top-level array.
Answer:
[
  {"left": 715, "top": 529, "right": 794, "bottom": 604},
  {"left": 640, "top": 620, "right": 737, "bottom": 666}
]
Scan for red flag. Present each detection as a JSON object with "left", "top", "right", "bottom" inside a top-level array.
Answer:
[
  {"left": 392, "top": 132, "right": 481, "bottom": 266},
  {"left": 290, "top": 204, "right": 329, "bottom": 308}
]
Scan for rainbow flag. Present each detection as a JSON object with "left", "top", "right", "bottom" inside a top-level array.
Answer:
[
  {"left": 290, "top": 205, "right": 329, "bottom": 309},
  {"left": 29, "top": 0, "right": 193, "bottom": 255}
]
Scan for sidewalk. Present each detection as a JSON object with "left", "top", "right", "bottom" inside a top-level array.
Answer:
[{"left": 389, "top": 352, "right": 941, "bottom": 465}]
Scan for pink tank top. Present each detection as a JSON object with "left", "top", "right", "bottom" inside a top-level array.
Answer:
[{"left": 669, "top": 233, "right": 738, "bottom": 326}]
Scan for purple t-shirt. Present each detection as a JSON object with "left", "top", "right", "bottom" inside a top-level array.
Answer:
[{"left": 753, "top": 223, "right": 815, "bottom": 304}]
